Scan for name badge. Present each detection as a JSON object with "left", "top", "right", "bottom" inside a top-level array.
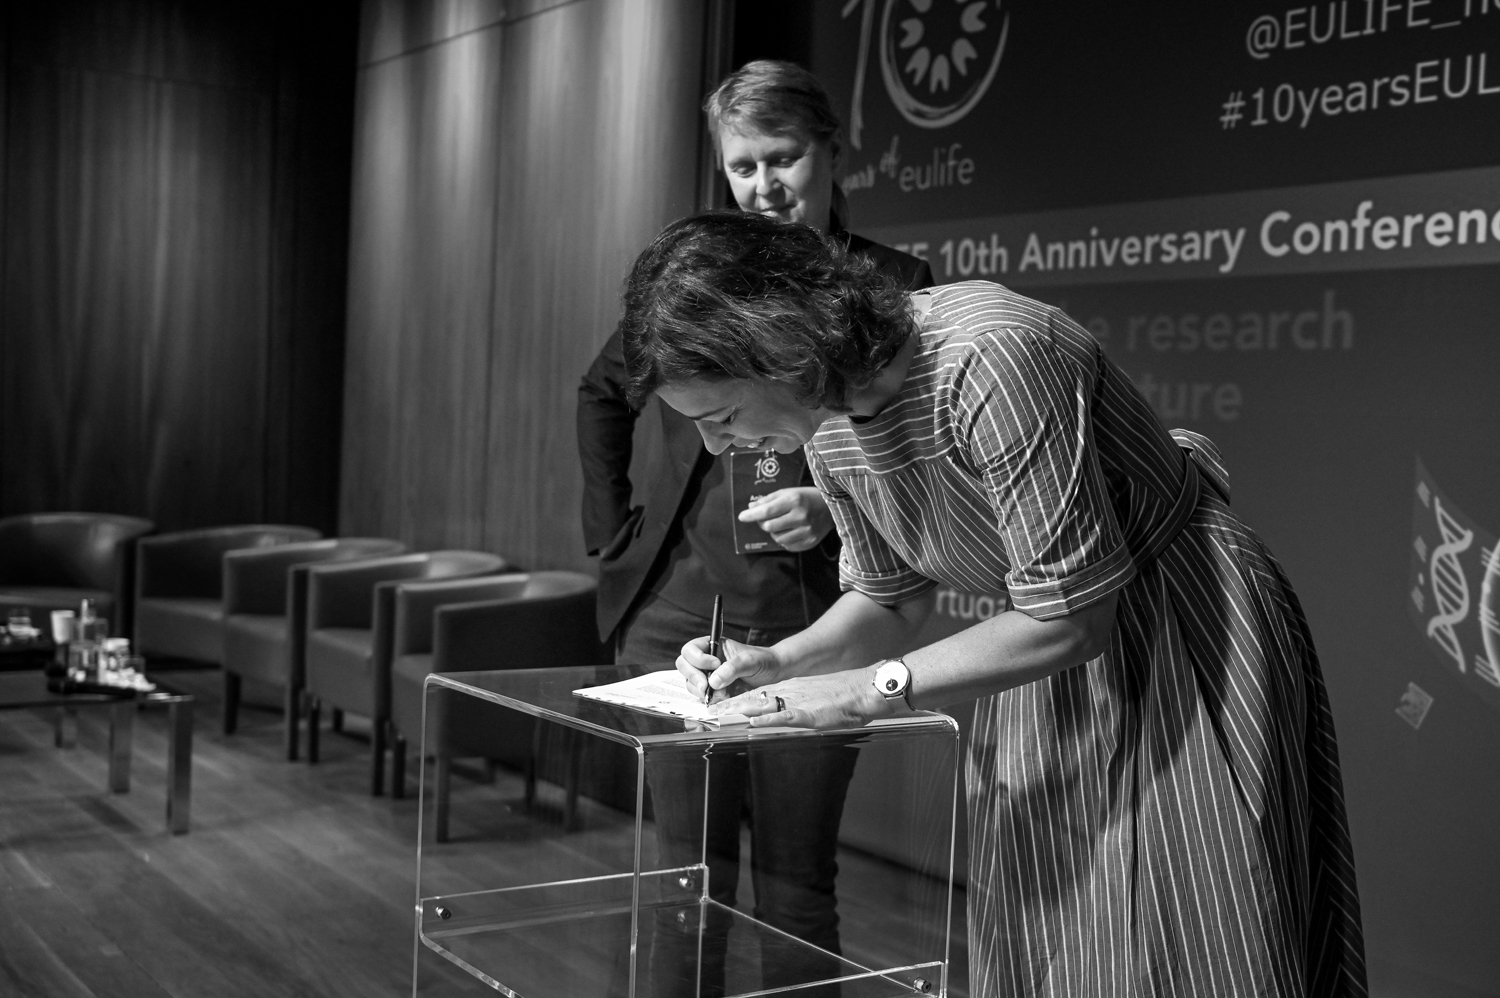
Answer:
[{"left": 728, "top": 448, "right": 804, "bottom": 555}]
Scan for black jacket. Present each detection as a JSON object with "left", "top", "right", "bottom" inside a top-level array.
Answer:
[{"left": 576, "top": 233, "right": 935, "bottom": 641}]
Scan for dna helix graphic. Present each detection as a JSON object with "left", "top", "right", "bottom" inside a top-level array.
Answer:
[
  {"left": 1478, "top": 541, "right": 1500, "bottom": 686},
  {"left": 1427, "top": 496, "right": 1474, "bottom": 671}
]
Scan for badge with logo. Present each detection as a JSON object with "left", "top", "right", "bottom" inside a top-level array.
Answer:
[{"left": 728, "top": 448, "right": 804, "bottom": 555}]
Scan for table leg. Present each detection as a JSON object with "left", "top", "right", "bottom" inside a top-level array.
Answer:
[
  {"left": 54, "top": 707, "right": 78, "bottom": 749},
  {"left": 167, "top": 698, "right": 193, "bottom": 835},
  {"left": 108, "top": 701, "right": 135, "bottom": 793},
  {"left": 434, "top": 754, "right": 451, "bottom": 843}
]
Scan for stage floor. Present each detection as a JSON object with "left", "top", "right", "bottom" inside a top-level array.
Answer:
[{"left": 0, "top": 668, "right": 969, "bottom": 998}]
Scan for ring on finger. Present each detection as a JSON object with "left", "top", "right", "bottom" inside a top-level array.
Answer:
[{"left": 775, "top": 695, "right": 785, "bottom": 712}]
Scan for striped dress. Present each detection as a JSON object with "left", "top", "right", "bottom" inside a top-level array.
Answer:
[{"left": 806, "top": 282, "right": 1367, "bottom": 998}]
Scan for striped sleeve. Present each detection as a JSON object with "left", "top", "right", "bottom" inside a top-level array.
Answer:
[
  {"left": 805, "top": 445, "right": 938, "bottom": 604},
  {"left": 955, "top": 321, "right": 1135, "bottom": 619}
]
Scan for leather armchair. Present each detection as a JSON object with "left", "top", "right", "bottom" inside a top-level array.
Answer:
[
  {"left": 385, "top": 571, "right": 607, "bottom": 839},
  {"left": 0, "top": 513, "right": 154, "bottom": 636},
  {"left": 134, "top": 524, "right": 322, "bottom": 664},
  {"left": 220, "top": 537, "right": 404, "bottom": 753},
  {"left": 302, "top": 550, "right": 509, "bottom": 793}
]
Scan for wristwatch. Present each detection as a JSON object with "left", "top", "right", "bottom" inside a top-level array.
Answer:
[{"left": 872, "top": 657, "right": 913, "bottom": 709}]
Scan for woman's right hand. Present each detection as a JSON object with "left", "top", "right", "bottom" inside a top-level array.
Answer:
[{"left": 677, "top": 636, "right": 786, "bottom": 702}]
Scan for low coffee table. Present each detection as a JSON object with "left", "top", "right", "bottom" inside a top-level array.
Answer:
[
  {"left": 0, "top": 672, "right": 193, "bottom": 833},
  {"left": 0, "top": 633, "right": 55, "bottom": 671}
]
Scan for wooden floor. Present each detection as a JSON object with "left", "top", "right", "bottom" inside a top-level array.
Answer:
[{"left": 0, "top": 669, "right": 967, "bottom": 998}]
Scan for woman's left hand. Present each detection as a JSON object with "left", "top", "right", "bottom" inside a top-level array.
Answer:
[{"left": 715, "top": 666, "right": 896, "bottom": 729}]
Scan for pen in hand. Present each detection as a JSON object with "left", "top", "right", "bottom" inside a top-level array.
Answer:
[{"left": 705, "top": 594, "right": 724, "bottom": 706}]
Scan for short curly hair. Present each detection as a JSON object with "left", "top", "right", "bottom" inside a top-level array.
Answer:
[
  {"left": 621, "top": 211, "right": 914, "bottom": 412},
  {"left": 704, "top": 60, "right": 842, "bottom": 157}
]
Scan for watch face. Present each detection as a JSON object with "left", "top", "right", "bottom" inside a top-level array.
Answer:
[{"left": 875, "top": 660, "right": 909, "bottom": 698}]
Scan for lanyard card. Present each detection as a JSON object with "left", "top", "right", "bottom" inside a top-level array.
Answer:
[{"left": 728, "top": 448, "right": 803, "bottom": 555}]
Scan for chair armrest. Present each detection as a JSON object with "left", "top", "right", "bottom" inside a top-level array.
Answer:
[
  {"left": 137, "top": 526, "right": 319, "bottom": 600},
  {"left": 223, "top": 538, "right": 402, "bottom": 616},
  {"left": 368, "top": 552, "right": 511, "bottom": 658},
  {"left": 390, "top": 574, "right": 532, "bottom": 657},
  {"left": 432, "top": 589, "right": 607, "bottom": 673},
  {"left": 224, "top": 543, "right": 333, "bottom": 616},
  {"left": 307, "top": 555, "right": 430, "bottom": 631}
]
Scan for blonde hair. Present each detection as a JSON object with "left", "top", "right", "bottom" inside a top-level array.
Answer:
[{"left": 704, "top": 60, "right": 849, "bottom": 230}]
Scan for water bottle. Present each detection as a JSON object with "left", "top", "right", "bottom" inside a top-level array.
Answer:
[{"left": 70, "top": 600, "right": 108, "bottom": 682}]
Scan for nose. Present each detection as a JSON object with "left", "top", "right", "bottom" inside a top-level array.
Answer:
[
  {"left": 754, "top": 163, "right": 777, "bottom": 198},
  {"left": 694, "top": 421, "right": 734, "bottom": 455}
]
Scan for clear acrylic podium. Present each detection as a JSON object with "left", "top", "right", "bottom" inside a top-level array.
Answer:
[{"left": 414, "top": 667, "right": 960, "bottom": 998}]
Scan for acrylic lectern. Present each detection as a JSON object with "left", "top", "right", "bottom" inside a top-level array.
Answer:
[{"left": 414, "top": 666, "right": 959, "bottom": 998}]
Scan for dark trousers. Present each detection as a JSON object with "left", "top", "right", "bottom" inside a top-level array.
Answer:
[{"left": 619, "top": 594, "right": 858, "bottom": 997}]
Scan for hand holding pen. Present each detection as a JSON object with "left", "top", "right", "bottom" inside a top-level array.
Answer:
[
  {"left": 678, "top": 595, "right": 767, "bottom": 707},
  {"left": 704, "top": 594, "right": 724, "bottom": 705}
]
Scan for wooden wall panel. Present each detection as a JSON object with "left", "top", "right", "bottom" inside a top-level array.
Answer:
[
  {"left": 1, "top": 66, "right": 273, "bottom": 525},
  {"left": 358, "top": 0, "right": 505, "bottom": 66},
  {"left": 0, "top": 2, "right": 357, "bottom": 533},
  {"left": 0, "top": 16, "right": 13, "bottom": 464},
  {"left": 339, "top": 24, "right": 504, "bottom": 550},
  {"left": 481, "top": 0, "right": 705, "bottom": 571},
  {"left": 8, "top": 1, "right": 276, "bottom": 91},
  {"left": 263, "top": 4, "right": 360, "bottom": 530},
  {"left": 339, "top": 0, "right": 704, "bottom": 569}
]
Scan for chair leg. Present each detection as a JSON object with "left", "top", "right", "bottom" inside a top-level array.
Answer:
[
  {"left": 307, "top": 698, "right": 321, "bottom": 764},
  {"left": 392, "top": 735, "right": 407, "bottom": 799},
  {"left": 434, "top": 755, "right": 451, "bottom": 843},
  {"left": 284, "top": 684, "right": 301, "bottom": 761},
  {"left": 371, "top": 720, "right": 387, "bottom": 796},
  {"left": 331, "top": 708, "right": 343, "bottom": 733},
  {"left": 222, "top": 672, "right": 241, "bottom": 735}
]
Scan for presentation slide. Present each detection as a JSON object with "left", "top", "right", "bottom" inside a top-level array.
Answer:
[{"left": 803, "top": 2, "right": 1500, "bottom": 993}]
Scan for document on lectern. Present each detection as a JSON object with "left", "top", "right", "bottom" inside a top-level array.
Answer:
[{"left": 573, "top": 670, "right": 750, "bottom": 726}]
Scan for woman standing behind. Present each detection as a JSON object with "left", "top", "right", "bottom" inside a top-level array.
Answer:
[
  {"left": 577, "top": 62, "right": 931, "bottom": 996},
  {"left": 620, "top": 211, "right": 1367, "bottom": 998}
]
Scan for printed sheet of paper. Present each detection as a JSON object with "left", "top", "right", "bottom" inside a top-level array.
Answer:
[{"left": 573, "top": 670, "right": 749, "bottom": 726}]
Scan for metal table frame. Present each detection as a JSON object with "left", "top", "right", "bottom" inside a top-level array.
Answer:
[{"left": 0, "top": 672, "right": 193, "bottom": 834}]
